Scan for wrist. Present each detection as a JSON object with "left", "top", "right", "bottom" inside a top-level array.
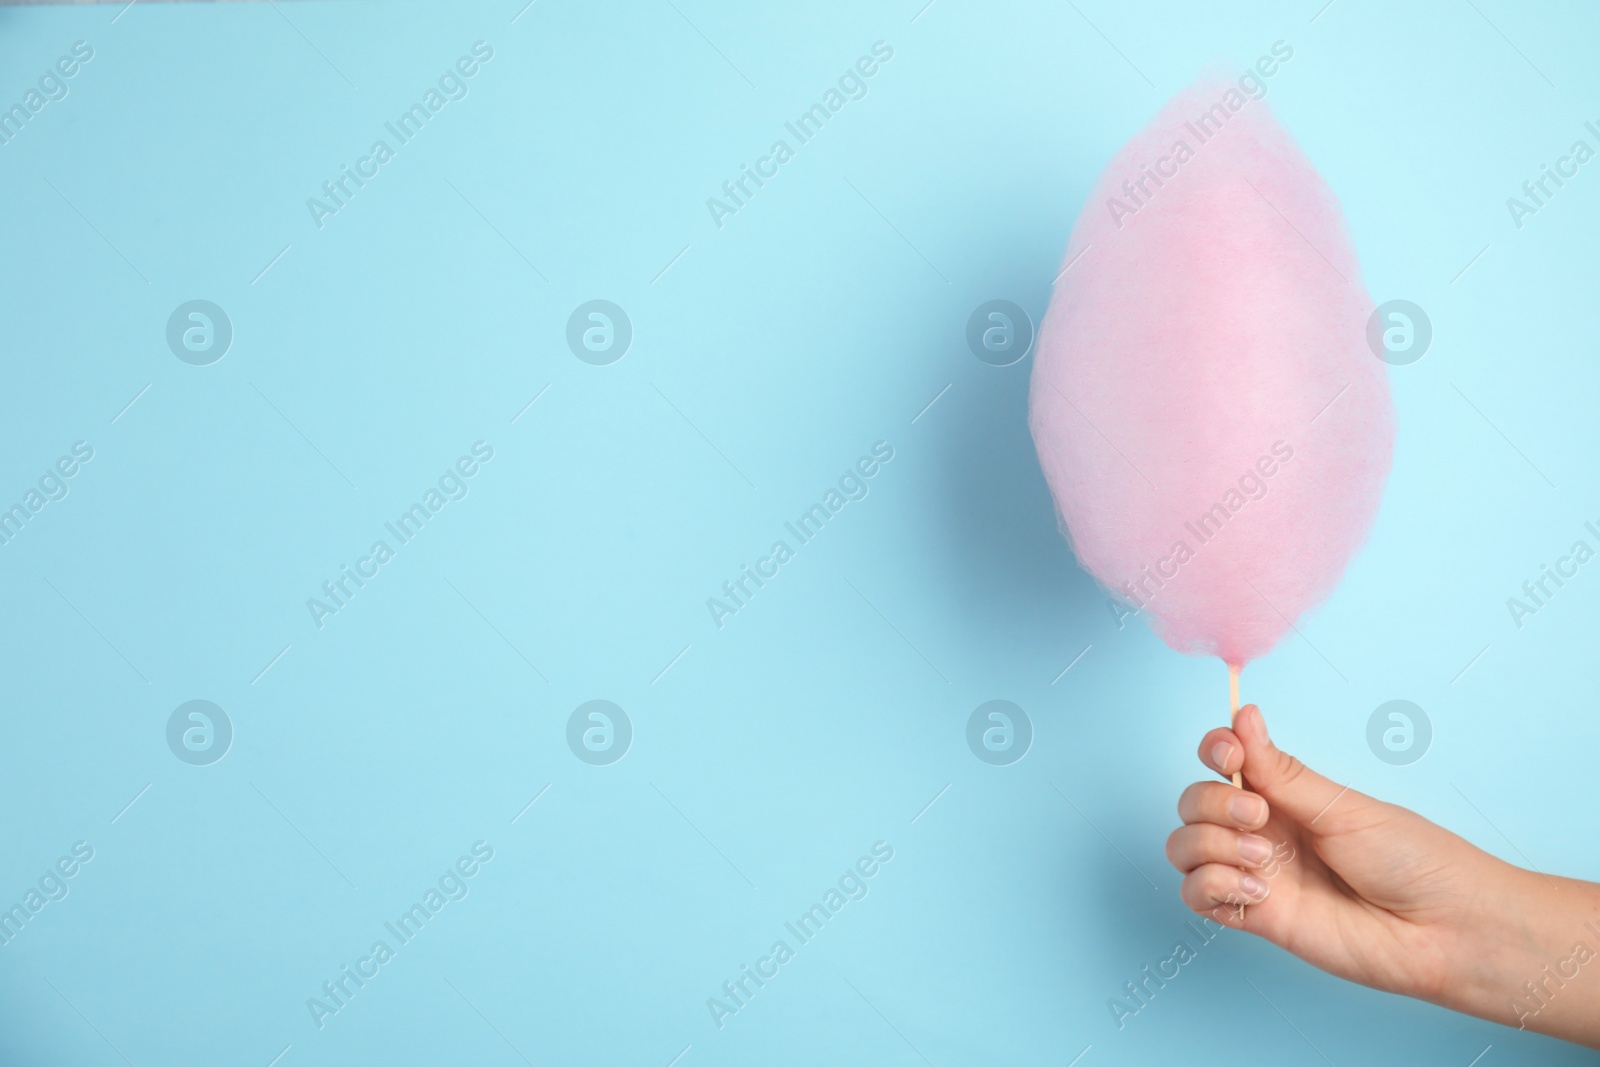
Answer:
[{"left": 1453, "top": 863, "right": 1600, "bottom": 1043}]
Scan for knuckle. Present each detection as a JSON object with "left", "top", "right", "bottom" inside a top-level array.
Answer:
[
  {"left": 1164, "top": 828, "right": 1185, "bottom": 866},
  {"left": 1177, "top": 782, "right": 1204, "bottom": 820},
  {"left": 1170, "top": 825, "right": 1232, "bottom": 873},
  {"left": 1273, "top": 748, "right": 1307, "bottom": 787},
  {"left": 1181, "top": 781, "right": 1227, "bottom": 824},
  {"left": 1190, "top": 864, "right": 1224, "bottom": 899},
  {"left": 1209, "top": 897, "right": 1245, "bottom": 926}
]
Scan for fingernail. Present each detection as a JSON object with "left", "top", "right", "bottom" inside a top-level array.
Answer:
[
  {"left": 1237, "top": 835, "right": 1272, "bottom": 865},
  {"left": 1240, "top": 874, "right": 1268, "bottom": 900},
  {"left": 1210, "top": 741, "right": 1234, "bottom": 771},
  {"left": 1227, "top": 794, "right": 1265, "bottom": 826}
]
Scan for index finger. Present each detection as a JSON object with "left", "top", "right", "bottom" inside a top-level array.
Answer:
[{"left": 1198, "top": 726, "right": 1243, "bottom": 780}]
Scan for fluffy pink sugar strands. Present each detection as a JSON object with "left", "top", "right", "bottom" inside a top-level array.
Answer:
[{"left": 1030, "top": 77, "right": 1394, "bottom": 668}]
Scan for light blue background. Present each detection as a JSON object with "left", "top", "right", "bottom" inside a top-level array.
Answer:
[{"left": 0, "top": 0, "right": 1596, "bottom": 1064}]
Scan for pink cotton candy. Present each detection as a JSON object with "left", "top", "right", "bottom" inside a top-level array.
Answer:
[{"left": 1029, "top": 76, "right": 1394, "bottom": 668}]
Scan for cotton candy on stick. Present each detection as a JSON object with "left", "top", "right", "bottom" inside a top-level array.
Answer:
[{"left": 1029, "top": 77, "right": 1394, "bottom": 780}]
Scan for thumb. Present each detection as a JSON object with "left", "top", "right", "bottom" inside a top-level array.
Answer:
[{"left": 1235, "top": 704, "right": 1366, "bottom": 829}]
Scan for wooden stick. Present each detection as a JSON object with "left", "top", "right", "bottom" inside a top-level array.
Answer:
[
  {"left": 1228, "top": 663, "right": 1252, "bottom": 921},
  {"left": 1228, "top": 663, "right": 1243, "bottom": 788}
]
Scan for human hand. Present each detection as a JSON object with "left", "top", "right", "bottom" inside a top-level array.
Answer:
[{"left": 1167, "top": 703, "right": 1600, "bottom": 1048}]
